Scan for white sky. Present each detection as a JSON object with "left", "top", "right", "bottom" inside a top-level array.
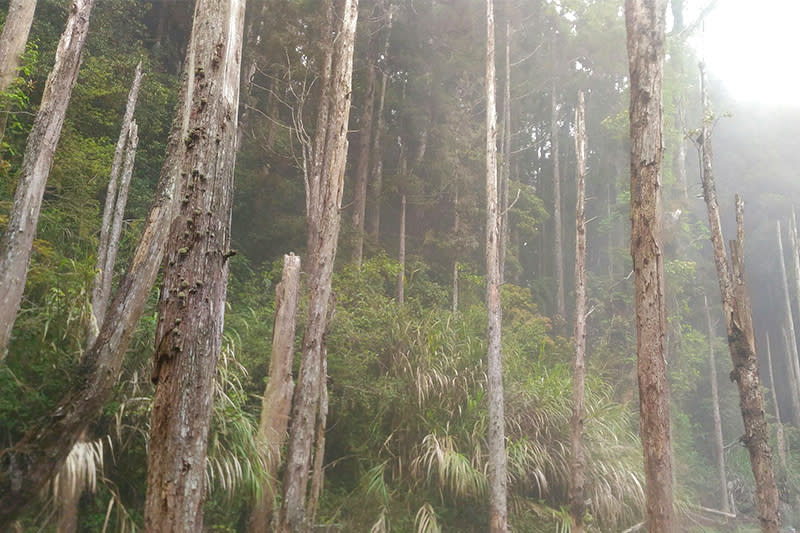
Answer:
[{"left": 696, "top": 0, "right": 800, "bottom": 106}]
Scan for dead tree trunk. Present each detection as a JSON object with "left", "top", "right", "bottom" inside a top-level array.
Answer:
[
  {"left": 698, "top": 59, "right": 779, "bottom": 531},
  {"left": 351, "top": 5, "right": 380, "bottom": 268},
  {"left": 765, "top": 333, "right": 788, "bottom": 471},
  {"left": 624, "top": 1, "right": 675, "bottom": 530},
  {"left": 705, "top": 294, "right": 730, "bottom": 513},
  {"left": 499, "top": 18, "right": 511, "bottom": 283},
  {"left": 143, "top": 1, "right": 246, "bottom": 530},
  {"left": 776, "top": 220, "right": 800, "bottom": 427},
  {"left": 366, "top": 7, "right": 393, "bottom": 241},
  {"left": 279, "top": 1, "right": 359, "bottom": 530},
  {"left": 0, "top": 0, "right": 94, "bottom": 358},
  {"left": 787, "top": 207, "right": 800, "bottom": 423},
  {"left": 0, "top": 0, "right": 36, "bottom": 93},
  {"left": 452, "top": 187, "right": 460, "bottom": 314},
  {"left": 486, "top": 1, "right": 508, "bottom": 530},
  {"left": 569, "top": 90, "right": 587, "bottom": 533},
  {"left": 397, "top": 193, "right": 406, "bottom": 304},
  {"left": 0, "top": 0, "right": 37, "bottom": 142},
  {"left": 89, "top": 62, "right": 143, "bottom": 344},
  {"left": 248, "top": 254, "right": 301, "bottom": 532},
  {"left": 0, "top": 0, "right": 207, "bottom": 519},
  {"left": 729, "top": 197, "right": 780, "bottom": 531},
  {"left": 551, "top": 82, "right": 565, "bottom": 329}
]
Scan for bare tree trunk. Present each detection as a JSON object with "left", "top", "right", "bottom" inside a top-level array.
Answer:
[
  {"left": 782, "top": 325, "right": 800, "bottom": 430},
  {"left": 551, "top": 82, "right": 565, "bottom": 329},
  {"left": 452, "top": 187, "right": 460, "bottom": 314},
  {"left": 89, "top": 62, "right": 143, "bottom": 344},
  {"left": 366, "top": 6, "right": 392, "bottom": 241},
  {"left": 624, "top": 1, "right": 675, "bottom": 530},
  {"left": 0, "top": 0, "right": 37, "bottom": 142},
  {"left": 397, "top": 193, "right": 406, "bottom": 304},
  {"left": 143, "top": 0, "right": 246, "bottom": 530},
  {"left": 279, "top": 1, "right": 358, "bottom": 530},
  {"left": 705, "top": 294, "right": 730, "bottom": 513},
  {"left": 306, "top": 352, "right": 328, "bottom": 526},
  {"left": 698, "top": 60, "right": 779, "bottom": 531},
  {"left": 499, "top": 19, "right": 511, "bottom": 283},
  {"left": 486, "top": 1, "right": 508, "bottom": 530},
  {"left": 0, "top": 0, "right": 36, "bottom": 93},
  {"left": 569, "top": 90, "right": 587, "bottom": 533},
  {"left": 728, "top": 197, "right": 779, "bottom": 531},
  {"left": 352, "top": 9, "right": 379, "bottom": 268},
  {"left": 248, "top": 254, "right": 301, "bottom": 532},
  {"left": 0, "top": 0, "right": 94, "bottom": 358},
  {"left": 776, "top": 220, "right": 800, "bottom": 427},
  {"left": 0, "top": 0, "right": 207, "bottom": 518},
  {"left": 765, "top": 333, "right": 788, "bottom": 471},
  {"left": 787, "top": 207, "right": 800, "bottom": 422}
]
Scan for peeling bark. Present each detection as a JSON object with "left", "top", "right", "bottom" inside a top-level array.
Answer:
[
  {"left": 279, "top": 1, "right": 359, "bottom": 530},
  {"left": 248, "top": 254, "right": 301, "bottom": 532},
  {"left": 0, "top": 0, "right": 95, "bottom": 357},
  {"left": 698, "top": 59, "right": 778, "bottom": 531},
  {"left": 144, "top": 0, "right": 246, "bottom": 530},
  {"left": 569, "top": 90, "right": 587, "bottom": 533},
  {"left": 89, "top": 62, "right": 143, "bottom": 344},
  {"left": 625, "top": 1, "right": 675, "bottom": 529}
]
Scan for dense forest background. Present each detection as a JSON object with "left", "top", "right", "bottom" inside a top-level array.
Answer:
[{"left": 2, "top": 0, "right": 800, "bottom": 530}]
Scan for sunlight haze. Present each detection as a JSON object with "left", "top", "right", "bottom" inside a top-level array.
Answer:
[{"left": 699, "top": 0, "right": 800, "bottom": 106}]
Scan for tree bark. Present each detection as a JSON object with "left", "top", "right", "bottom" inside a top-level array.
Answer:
[
  {"left": 765, "top": 333, "right": 788, "bottom": 471},
  {"left": 0, "top": 0, "right": 94, "bottom": 358},
  {"left": 728, "top": 197, "right": 779, "bottom": 531},
  {"left": 499, "top": 19, "right": 511, "bottom": 283},
  {"left": 0, "top": 1, "right": 202, "bottom": 518},
  {"left": 486, "top": 1, "right": 508, "bottom": 530},
  {"left": 624, "top": 1, "right": 675, "bottom": 530},
  {"left": 569, "top": 90, "right": 587, "bottom": 533},
  {"left": 788, "top": 207, "right": 800, "bottom": 423},
  {"left": 698, "top": 60, "right": 779, "bottom": 531},
  {"left": 452, "top": 187, "right": 460, "bottom": 314},
  {"left": 89, "top": 62, "right": 143, "bottom": 344},
  {"left": 248, "top": 254, "right": 301, "bottom": 532},
  {"left": 279, "top": 1, "right": 358, "bottom": 530},
  {"left": 351, "top": 5, "right": 380, "bottom": 268},
  {"left": 0, "top": 0, "right": 37, "bottom": 142},
  {"left": 397, "top": 193, "right": 406, "bottom": 304},
  {"left": 0, "top": 0, "right": 36, "bottom": 93},
  {"left": 776, "top": 220, "right": 800, "bottom": 427},
  {"left": 366, "top": 7, "right": 393, "bottom": 240},
  {"left": 143, "top": 0, "right": 246, "bottom": 530},
  {"left": 705, "top": 294, "right": 730, "bottom": 513},
  {"left": 551, "top": 82, "right": 565, "bottom": 329}
]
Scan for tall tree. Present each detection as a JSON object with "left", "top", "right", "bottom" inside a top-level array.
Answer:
[
  {"left": 704, "top": 294, "right": 729, "bottom": 513},
  {"left": 279, "top": 1, "right": 359, "bottom": 530},
  {"left": 551, "top": 81, "right": 565, "bottom": 328},
  {"left": 485, "top": 0, "right": 508, "bottom": 530},
  {"left": 0, "top": 0, "right": 37, "bottom": 142},
  {"left": 624, "top": 0, "right": 675, "bottom": 529},
  {"left": 0, "top": 1, "right": 203, "bottom": 521},
  {"left": 352, "top": 1, "right": 381, "bottom": 268},
  {"left": 143, "top": 0, "right": 246, "bottom": 529},
  {"left": 366, "top": 5, "right": 393, "bottom": 241},
  {"left": 698, "top": 60, "right": 779, "bottom": 531},
  {"left": 88, "top": 62, "right": 143, "bottom": 345},
  {"left": 776, "top": 220, "right": 800, "bottom": 427},
  {"left": 0, "top": 0, "right": 94, "bottom": 357},
  {"left": 569, "top": 90, "right": 587, "bottom": 533}
]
